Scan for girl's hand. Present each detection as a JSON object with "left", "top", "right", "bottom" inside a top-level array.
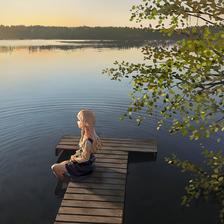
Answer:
[{"left": 70, "top": 155, "right": 77, "bottom": 162}]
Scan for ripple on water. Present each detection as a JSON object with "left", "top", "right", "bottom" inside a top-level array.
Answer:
[{"left": 0, "top": 97, "right": 162, "bottom": 155}]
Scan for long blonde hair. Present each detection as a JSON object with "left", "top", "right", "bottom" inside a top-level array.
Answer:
[{"left": 78, "top": 109, "right": 102, "bottom": 152}]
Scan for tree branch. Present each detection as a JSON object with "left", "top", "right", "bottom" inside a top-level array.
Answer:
[{"left": 184, "top": 10, "right": 217, "bottom": 25}]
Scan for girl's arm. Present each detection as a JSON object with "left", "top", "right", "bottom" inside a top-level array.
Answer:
[{"left": 73, "top": 140, "right": 92, "bottom": 163}]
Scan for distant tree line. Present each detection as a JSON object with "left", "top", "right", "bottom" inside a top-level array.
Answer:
[
  {"left": 0, "top": 25, "right": 220, "bottom": 40},
  {"left": 0, "top": 25, "right": 180, "bottom": 40}
]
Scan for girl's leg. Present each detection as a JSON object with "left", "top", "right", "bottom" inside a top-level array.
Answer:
[{"left": 51, "top": 160, "right": 69, "bottom": 180}]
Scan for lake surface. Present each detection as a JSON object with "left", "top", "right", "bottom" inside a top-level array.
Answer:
[{"left": 0, "top": 40, "right": 219, "bottom": 224}]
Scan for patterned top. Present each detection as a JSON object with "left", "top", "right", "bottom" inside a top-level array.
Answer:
[{"left": 73, "top": 138, "right": 93, "bottom": 163}]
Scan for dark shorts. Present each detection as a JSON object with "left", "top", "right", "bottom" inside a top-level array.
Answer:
[{"left": 65, "top": 154, "right": 96, "bottom": 176}]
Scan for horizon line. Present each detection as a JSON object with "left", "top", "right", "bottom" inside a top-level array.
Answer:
[{"left": 0, "top": 24, "right": 142, "bottom": 28}]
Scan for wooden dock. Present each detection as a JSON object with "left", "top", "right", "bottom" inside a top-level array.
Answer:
[{"left": 54, "top": 136, "right": 157, "bottom": 224}]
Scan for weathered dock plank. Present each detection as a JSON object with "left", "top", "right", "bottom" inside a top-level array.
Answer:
[
  {"left": 66, "top": 188, "right": 125, "bottom": 197},
  {"left": 61, "top": 199, "right": 123, "bottom": 209},
  {"left": 56, "top": 136, "right": 157, "bottom": 154},
  {"left": 56, "top": 214, "right": 122, "bottom": 223},
  {"left": 69, "top": 182, "right": 126, "bottom": 191},
  {"left": 58, "top": 207, "right": 123, "bottom": 217}
]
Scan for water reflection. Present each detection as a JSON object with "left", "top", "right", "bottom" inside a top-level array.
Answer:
[
  {"left": 0, "top": 40, "right": 147, "bottom": 53},
  {"left": 0, "top": 39, "right": 177, "bottom": 53}
]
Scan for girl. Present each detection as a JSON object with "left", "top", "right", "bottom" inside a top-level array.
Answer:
[{"left": 51, "top": 109, "right": 102, "bottom": 180}]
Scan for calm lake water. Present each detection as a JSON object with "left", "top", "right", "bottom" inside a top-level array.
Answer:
[{"left": 0, "top": 40, "right": 219, "bottom": 224}]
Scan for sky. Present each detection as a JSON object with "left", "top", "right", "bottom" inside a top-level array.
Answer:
[{"left": 0, "top": 0, "right": 143, "bottom": 27}]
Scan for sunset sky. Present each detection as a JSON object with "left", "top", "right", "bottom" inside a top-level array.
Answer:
[{"left": 0, "top": 0, "right": 142, "bottom": 27}]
